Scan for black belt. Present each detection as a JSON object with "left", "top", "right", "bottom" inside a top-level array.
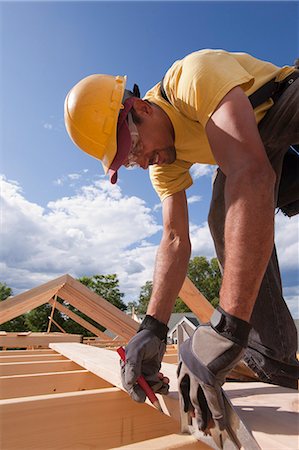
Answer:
[
  {"left": 249, "top": 70, "right": 299, "bottom": 108},
  {"left": 160, "top": 69, "right": 299, "bottom": 110}
]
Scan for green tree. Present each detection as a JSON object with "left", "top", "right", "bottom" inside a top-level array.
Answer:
[
  {"left": 79, "top": 274, "right": 126, "bottom": 311},
  {"left": 56, "top": 274, "right": 127, "bottom": 337},
  {"left": 0, "top": 282, "right": 29, "bottom": 332},
  {"left": 188, "top": 256, "right": 221, "bottom": 307},
  {"left": 137, "top": 281, "right": 153, "bottom": 314},
  {"left": 25, "top": 303, "right": 65, "bottom": 332},
  {"left": 135, "top": 256, "right": 221, "bottom": 314}
]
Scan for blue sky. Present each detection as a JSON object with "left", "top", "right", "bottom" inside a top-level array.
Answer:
[{"left": 1, "top": 1, "right": 298, "bottom": 317}]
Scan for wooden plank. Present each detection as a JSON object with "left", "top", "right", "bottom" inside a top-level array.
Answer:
[
  {"left": 0, "top": 388, "right": 182, "bottom": 450},
  {"left": 111, "top": 434, "right": 209, "bottom": 449},
  {"left": 179, "top": 277, "right": 214, "bottom": 323},
  {"left": 49, "top": 298, "right": 109, "bottom": 339},
  {"left": 0, "top": 349, "right": 56, "bottom": 355},
  {"left": 0, "top": 360, "right": 83, "bottom": 376},
  {"left": 0, "top": 354, "right": 67, "bottom": 363},
  {"left": 48, "top": 317, "right": 66, "bottom": 333},
  {"left": 0, "top": 332, "right": 82, "bottom": 348},
  {"left": 57, "top": 274, "right": 139, "bottom": 340},
  {"left": 47, "top": 294, "right": 57, "bottom": 333},
  {"left": 0, "top": 275, "right": 68, "bottom": 324},
  {"left": 50, "top": 343, "right": 299, "bottom": 450},
  {"left": 0, "top": 370, "right": 112, "bottom": 399},
  {"left": 162, "top": 354, "right": 178, "bottom": 364}
]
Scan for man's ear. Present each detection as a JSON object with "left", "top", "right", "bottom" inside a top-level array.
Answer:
[{"left": 132, "top": 98, "right": 153, "bottom": 118}]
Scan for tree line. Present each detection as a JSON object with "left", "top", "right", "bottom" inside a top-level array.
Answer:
[{"left": 0, "top": 256, "right": 221, "bottom": 336}]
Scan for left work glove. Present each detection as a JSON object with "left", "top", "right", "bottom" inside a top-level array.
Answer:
[{"left": 177, "top": 307, "right": 251, "bottom": 432}]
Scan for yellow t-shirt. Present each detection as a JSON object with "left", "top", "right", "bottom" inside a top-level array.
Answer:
[{"left": 144, "top": 49, "right": 294, "bottom": 201}]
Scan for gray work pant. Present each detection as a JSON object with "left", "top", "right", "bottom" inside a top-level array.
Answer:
[{"left": 208, "top": 77, "right": 299, "bottom": 389}]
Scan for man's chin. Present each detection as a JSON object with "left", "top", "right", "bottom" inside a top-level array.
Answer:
[{"left": 164, "top": 147, "right": 176, "bottom": 164}]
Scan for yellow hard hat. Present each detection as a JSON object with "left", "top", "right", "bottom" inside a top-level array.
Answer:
[{"left": 64, "top": 74, "right": 139, "bottom": 183}]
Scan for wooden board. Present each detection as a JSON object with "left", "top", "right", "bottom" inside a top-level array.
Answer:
[
  {"left": 0, "top": 360, "right": 83, "bottom": 376},
  {"left": 111, "top": 434, "right": 210, "bottom": 450},
  {"left": 0, "top": 388, "right": 182, "bottom": 449},
  {"left": 0, "top": 274, "right": 67, "bottom": 324},
  {"left": 0, "top": 349, "right": 57, "bottom": 356},
  {"left": 0, "top": 354, "right": 67, "bottom": 363},
  {"left": 0, "top": 332, "right": 82, "bottom": 348},
  {"left": 57, "top": 275, "right": 139, "bottom": 340},
  {"left": 50, "top": 343, "right": 299, "bottom": 450},
  {"left": 0, "top": 369, "right": 112, "bottom": 399},
  {"left": 48, "top": 298, "right": 110, "bottom": 339},
  {"left": 179, "top": 277, "right": 214, "bottom": 323}
]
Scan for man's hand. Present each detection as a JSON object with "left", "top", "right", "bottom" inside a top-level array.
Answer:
[
  {"left": 120, "top": 316, "right": 170, "bottom": 402},
  {"left": 177, "top": 307, "right": 251, "bottom": 431}
]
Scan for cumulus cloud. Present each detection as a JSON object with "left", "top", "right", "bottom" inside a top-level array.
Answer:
[
  {"left": 191, "top": 164, "right": 215, "bottom": 180},
  {"left": 275, "top": 212, "right": 299, "bottom": 269},
  {"left": 0, "top": 176, "right": 161, "bottom": 300},
  {"left": 189, "top": 221, "right": 215, "bottom": 260},
  {"left": 187, "top": 195, "right": 202, "bottom": 205},
  {"left": 68, "top": 173, "right": 81, "bottom": 180},
  {"left": 53, "top": 170, "right": 88, "bottom": 187},
  {"left": 43, "top": 123, "right": 53, "bottom": 130},
  {"left": 1, "top": 175, "right": 298, "bottom": 318}
]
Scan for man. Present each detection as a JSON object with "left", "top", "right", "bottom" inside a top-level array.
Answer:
[{"left": 65, "top": 49, "right": 299, "bottom": 431}]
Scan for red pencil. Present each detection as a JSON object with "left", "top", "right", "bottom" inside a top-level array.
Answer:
[{"left": 117, "top": 346, "right": 163, "bottom": 413}]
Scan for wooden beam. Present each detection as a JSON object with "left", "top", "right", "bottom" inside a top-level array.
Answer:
[
  {"left": 49, "top": 299, "right": 109, "bottom": 340},
  {"left": 179, "top": 277, "right": 214, "bottom": 323},
  {"left": 0, "top": 360, "right": 83, "bottom": 376},
  {"left": 0, "top": 388, "right": 182, "bottom": 450},
  {"left": 0, "top": 349, "right": 56, "bottom": 355},
  {"left": 112, "top": 434, "right": 209, "bottom": 449},
  {"left": 57, "top": 274, "right": 139, "bottom": 340},
  {"left": 48, "top": 317, "right": 66, "bottom": 333},
  {"left": 0, "top": 354, "right": 67, "bottom": 363},
  {"left": 50, "top": 343, "right": 298, "bottom": 450},
  {"left": 0, "top": 275, "right": 68, "bottom": 324},
  {"left": 0, "top": 332, "right": 82, "bottom": 348},
  {"left": 47, "top": 295, "right": 57, "bottom": 333},
  {"left": 0, "top": 370, "right": 112, "bottom": 399}
]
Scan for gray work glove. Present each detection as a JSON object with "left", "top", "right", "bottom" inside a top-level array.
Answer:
[
  {"left": 121, "top": 315, "right": 170, "bottom": 403},
  {"left": 177, "top": 307, "right": 251, "bottom": 432}
]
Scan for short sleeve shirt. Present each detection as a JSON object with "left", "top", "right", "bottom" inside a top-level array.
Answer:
[{"left": 143, "top": 50, "right": 293, "bottom": 201}]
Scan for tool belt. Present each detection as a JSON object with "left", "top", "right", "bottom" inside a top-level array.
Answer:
[{"left": 160, "top": 69, "right": 299, "bottom": 217}]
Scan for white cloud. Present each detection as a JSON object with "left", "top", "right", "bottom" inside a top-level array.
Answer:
[
  {"left": 189, "top": 221, "right": 216, "bottom": 260},
  {"left": 275, "top": 212, "right": 299, "bottom": 269},
  {"left": 191, "top": 164, "right": 215, "bottom": 180},
  {"left": 187, "top": 195, "right": 202, "bottom": 205},
  {"left": 43, "top": 123, "right": 53, "bottom": 130},
  {"left": 153, "top": 203, "right": 162, "bottom": 212},
  {"left": 0, "top": 175, "right": 161, "bottom": 301},
  {"left": 53, "top": 178, "right": 64, "bottom": 186},
  {"left": 1, "top": 175, "right": 298, "bottom": 319},
  {"left": 68, "top": 173, "right": 81, "bottom": 180}
]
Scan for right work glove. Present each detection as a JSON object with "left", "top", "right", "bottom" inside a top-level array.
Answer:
[
  {"left": 177, "top": 307, "right": 251, "bottom": 432},
  {"left": 120, "top": 315, "right": 170, "bottom": 403}
]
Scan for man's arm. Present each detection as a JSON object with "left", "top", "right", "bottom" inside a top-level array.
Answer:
[
  {"left": 147, "top": 190, "right": 191, "bottom": 324},
  {"left": 205, "top": 86, "right": 276, "bottom": 321}
]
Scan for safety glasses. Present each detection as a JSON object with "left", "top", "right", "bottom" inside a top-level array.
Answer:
[{"left": 125, "top": 113, "right": 143, "bottom": 168}]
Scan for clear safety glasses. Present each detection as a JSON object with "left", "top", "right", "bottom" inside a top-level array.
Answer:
[{"left": 125, "top": 113, "right": 143, "bottom": 168}]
